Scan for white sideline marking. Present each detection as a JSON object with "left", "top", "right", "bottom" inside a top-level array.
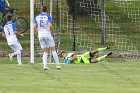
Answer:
[
  {"left": 35, "top": 62, "right": 66, "bottom": 65},
  {"left": 48, "top": 63, "right": 66, "bottom": 64}
]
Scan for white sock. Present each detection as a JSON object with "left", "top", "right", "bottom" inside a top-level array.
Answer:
[
  {"left": 52, "top": 51, "right": 60, "bottom": 66},
  {"left": 43, "top": 52, "right": 48, "bottom": 67},
  {"left": 12, "top": 50, "right": 21, "bottom": 56},
  {"left": 17, "top": 54, "right": 22, "bottom": 64}
]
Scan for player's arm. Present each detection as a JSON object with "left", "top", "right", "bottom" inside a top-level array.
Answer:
[
  {"left": 1, "top": 29, "right": 6, "bottom": 39},
  {"left": 34, "top": 24, "right": 38, "bottom": 35},
  {"left": 2, "top": 33, "right": 6, "bottom": 39},
  {"left": 48, "top": 15, "right": 54, "bottom": 34},
  {"left": 14, "top": 31, "right": 24, "bottom": 37},
  {"left": 48, "top": 22, "right": 54, "bottom": 30},
  {"left": 12, "top": 23, "right": 24, "bottom": 36},
  {"left": 64, "top": 55, "right": 78, "bottom": 64},
  {"left": 72, "top": 55, "right": 78, "bottom": 60},
  {"left": 33, "top": 17, "right": 38, "bottom": 35},
  {"left": 48, "top": 22, "right": 55, "bottom": 35}
]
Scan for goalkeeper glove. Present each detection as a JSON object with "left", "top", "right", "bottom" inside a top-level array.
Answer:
[{"left": 64, "top": 57, "right": 72, "bottom": 64}]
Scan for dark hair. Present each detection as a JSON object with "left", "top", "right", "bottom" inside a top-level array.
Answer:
[
  {"left": 6, "top": 14, "right": 13, "bottom": 21},
  {"left": 42, "top": 6, "right": 48, "bottom": 12},
  {"left": 59, "top": 51, "right": 66, "bottom": 57}
]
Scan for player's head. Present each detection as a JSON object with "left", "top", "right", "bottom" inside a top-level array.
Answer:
[
  {"left": 42, "top": 5, "right": 48, "bottom": 12},
  {"left": 6, "top": 14, "right": 13, "bottom": 21},
  {"left": 59, "top": 51, "right": 67, "bottom": 58}
]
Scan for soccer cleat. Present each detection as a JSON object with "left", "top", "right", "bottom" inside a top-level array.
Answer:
[
  {"left": 8, "top": 53, "right": 13, "bottom": 61},
  {"left": 43, "top": 65, "right": 50, "bottom": 70},
  {"left": 56, "top": 65, "right": 62, "bottom": 70},
  {"left": 18, "top": 63, "right": 22, "bottom": 66},
  {"left": 107, "top": 52, "right": 113, "bottom": 56},
  {"left": 43, "top": 67, "right": 50, "bottom": 70},
  {"left": 106, "top": 46, "right": 110, "bottom": 49}
]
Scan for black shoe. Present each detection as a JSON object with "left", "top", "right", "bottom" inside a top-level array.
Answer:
[
  {"left": 106, "top": 46, "right": 110, "bottom": 49},
  {"left": 107, "top": 52, "right": 113, "bottom": 56}
]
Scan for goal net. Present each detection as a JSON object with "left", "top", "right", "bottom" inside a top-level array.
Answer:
[
  {"left": 57, "top": 0, "right": 140, "bottom": 62},
  {"left": 33, "top": 0, "right": 140, "bottom": 63}
]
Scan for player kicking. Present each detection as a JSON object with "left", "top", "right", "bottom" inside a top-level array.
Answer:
[
  {"left": 59, "top": 46, "right": 113, "bottom": 64},
  {"left": 34, "top": 5, "right": 61, "bottom": 70},
  {"left": 2, "top": 14, "right": 23, "bottom": 65}
]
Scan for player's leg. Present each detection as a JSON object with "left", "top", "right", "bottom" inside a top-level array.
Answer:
[
  {"left": 90, "top": 52, "right": 113, "bottom": 63},
  {"left": 42, "top": 48, "right": 49, "bottom": 70},
  {"left": 48, "top": 36, "right": 61, "bottom": 70},
  {"left": 9, "top": 43, "right": 22, "bottom": 65},
  {"left": 90, "top": 46, "right": 110, "bottom": 56},
  {"left": 39, "top": 37, "right": 49, "bottom": 70},
  {"left": 50, "top": 47, "right": 61, "bottom": 70}
]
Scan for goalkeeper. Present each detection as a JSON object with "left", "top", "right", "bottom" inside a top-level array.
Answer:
[{"left": 59, "top": 46, "right": 113, "bottom": 64}]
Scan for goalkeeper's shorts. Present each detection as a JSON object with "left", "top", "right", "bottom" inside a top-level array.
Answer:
[{"left": 81, "top": 52, "right": 90, "bottom": 63}]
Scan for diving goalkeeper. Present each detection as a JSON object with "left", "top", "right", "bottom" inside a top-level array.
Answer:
[{"left": 59, "top": 46, "right": 113, "bottom": 64}]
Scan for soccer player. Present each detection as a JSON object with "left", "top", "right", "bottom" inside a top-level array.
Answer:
[
  {"left": 59, "top": 46, "right": 113, "bottom": 64},
  {"left": 34, "top": 5, "right": 61, "bottom": 70},
  {"left": 2, "top": 14, "right": 23, "bottom": 65}
]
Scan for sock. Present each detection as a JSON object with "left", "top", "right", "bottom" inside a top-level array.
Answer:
[
  {"left": 43, "top": 52, "right": 48, "bottom": 67},
  {"left": 12, "top": 50, "right": 21, "bottom": 56},
  {"left": 97, "top": 47, "right": 107, "bottom": 53},
  {"left": 97, "top": 55, "right": 107, "bottom": 62},
  {"left": 17, "top": 54, "right": 22, "bottom": 64},
  {"left": 52, "top": 51, "right": 60, "bottom": 66}
]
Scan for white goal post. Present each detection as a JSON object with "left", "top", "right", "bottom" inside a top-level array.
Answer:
[{"left": 30, "top": 0, "right": 34, "bottom": 63}]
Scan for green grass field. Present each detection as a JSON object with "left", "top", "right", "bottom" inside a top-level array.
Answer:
[
  {"left": 0, "top": 1, "right": 140, "bottom": 93},
  {"left": 0, "top": 57, "right": 140, "bottom": 93}
]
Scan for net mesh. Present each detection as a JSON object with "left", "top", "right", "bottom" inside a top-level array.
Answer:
[{"left": 58, "top": 0, "right": 140, "bottom": 62}]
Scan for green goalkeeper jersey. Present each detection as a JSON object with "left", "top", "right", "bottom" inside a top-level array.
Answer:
[
  {"left": 67, "top": 52, "right": 91, "bottom": 64},
  {"left": 67, "top": 53, "right": 81, "bottom": 64}
]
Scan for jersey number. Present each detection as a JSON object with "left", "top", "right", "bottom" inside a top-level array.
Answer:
[
  {"left": 7, "top": 28, "right": 10, "bottom": 35},
  {"left": 40, "top": 20, "right": 45, "bottom": 28}
]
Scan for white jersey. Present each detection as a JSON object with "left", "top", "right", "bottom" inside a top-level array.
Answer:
[
  {"left": 34, "top": 13, "right": 52, "bottom": 38},
  {"left": 3, "top": 22, "right": 18, "bottom": 45}
]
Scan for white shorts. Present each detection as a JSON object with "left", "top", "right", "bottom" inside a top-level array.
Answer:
[
  {"left": 39, "top": 36, "right": 55, "bottom": 49},
  {"left": 9, "top": 42, "right": 22, "bottom": 52}
]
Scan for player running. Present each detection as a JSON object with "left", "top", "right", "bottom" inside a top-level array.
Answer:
[
  {"left": 59, "top": 46, "right": 113, "bottom": 64},
  {"left": 2, "top": 14, "right": 23, "bottom": 65},
  {"left": 34, "top": 5, "right": 61, "bottom": 70}
]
